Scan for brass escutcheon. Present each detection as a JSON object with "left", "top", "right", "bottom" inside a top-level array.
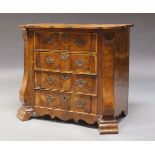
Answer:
[
  {"left": 77, "top": 99, "right": 84, "bottom": 107},
  {"left": 60, "top": 53, "right": 69, "bottom": 61},
  {"left": 61, "top": 95, "right": 69, "bottom": 103},
  {"left": 76, "top": 38, "right": 85, "bottom": 47},
  {"left": 61, "top": 74, "right": 70, "bottom": 80},
  {"left": 75, "top": 79, "right": 85, "bottom": 88},
  {"left": 47, "top": 76, "right": 55, "bottom": 84},
  {"left": 46, "top": 95, "right": 55, "bottom": 102},
  {"left": 75, "top": 59, "right": 85, "bottom": 67},
  {"left": 46, "top": 57, "right": 54, "bottom": 64},
  {"left": 46, "top": 36, "right": 54, "bottom": 44}
]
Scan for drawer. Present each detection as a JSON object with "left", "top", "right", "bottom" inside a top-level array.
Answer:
[
  {"left": 71, "top": 94, "right": 97, "bottom": 114},
  {"left": 35, "top": 72, "right": 72, "bottom": 91},
  {"left": 34, "top": 52, "right": 71, "bottom": 72},
  {"left": 35, "top": 91, "right": 60, "bottom": 109},
  {"left": 35, "top": 91, "right": 97, "bottom": 114},
  {"left": 71, "top": 94, "right": 91, "bottom": 113},
  {"left": 35, "top": 91, "right": 71, "bottom": 110},
  {"left": 70, "top": 33, "right": 97, "bottom": 52},
  {"left": 35, "top": 90, "right": 97, "bottom": 114},
  {"left": 35, "top": 32, "right": 60, "bottom": 50},
  {"left": 71, "top": 53, "right": 97, "bottom": 74},
  {"left": 35, "top": 52, "right": 96, "bottom": 74},
  {"left": 35, "top": 72, "right": 97, "bottom": 95},
  {"left": 34, "top": 32, "right": 97, "bottom": 52},
  {"left": 35, "top": 72, "right": 61, "bottom": 90},
  {"left": 60, "top": 93, "right": 71, "bottom": 110},
  {"left": 35, "top": 52, "right": 60, "bottom": 71},
  {"left": 35, "top": 32, "right": 70, "bottom": 50},
  {"left": 71, "top": 75, "right": 97, "bottom": 95}
]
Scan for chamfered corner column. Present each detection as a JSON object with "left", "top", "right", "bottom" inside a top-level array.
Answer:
[{"left": 17, "top": 28, "right": 35, "bottom": 121}]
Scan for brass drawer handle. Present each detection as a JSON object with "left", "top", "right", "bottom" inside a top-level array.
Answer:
[
  {"left": 75, "top": 79, "right": 85, "bottom": 88},
  {"left": 75, "top": 59, "right": 85, "bottom": 67},
  {"left": 47, "top": 76, "right": 55, "bottom": 84},
  {"left": 77, "top": 99, "right": 84, "bottom": 107},
  {"left": 61, "top": 74, "right": 70, "bottom": 80},
  {"left": 46, "top": 57, "right": 54, "bottom": 64},
  {"left": 46, "top": 95, "right": 55, "bottom": 102},
  {"left": 60, "top": 53, "right": 69, "bottom": 61},
  {"left": 46, "top": 36, "right": 54, "bottom": 44},
  {"left": 61, "top": 95, "right": 69, "bottom": 103},
  {"left": 76, "top": 38, "right": 85, "bottom": 47}
]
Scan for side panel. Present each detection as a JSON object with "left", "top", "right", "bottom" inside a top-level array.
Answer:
[
  {"left": 96, "top": 30, "right": 104, "bottom": 115},
  {"left": 114, "top": 29, "right": 130, "bottom": 117},
  {"left": 20, "top": 28, "right": 35, "bottom": 106},
  {"left": 102, "top": 31, "right": 115, "bottom": 117}
]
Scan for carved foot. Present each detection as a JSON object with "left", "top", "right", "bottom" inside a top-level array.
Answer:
[
  {"left": 98, "top": 117, "right": 118, "bottom": 134},
  {"left": 17, "top": 105, "right": 33, "bottom": 121}
]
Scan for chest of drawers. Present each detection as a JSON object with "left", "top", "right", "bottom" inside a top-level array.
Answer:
[{"left": 17, "top": 23, "right": 133, "bottom": 134}]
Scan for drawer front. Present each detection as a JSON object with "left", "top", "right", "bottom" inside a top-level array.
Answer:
[
  {"left": 35, "top": 91, "right": 60, "bottom": 109},
  {"left": 35, "top": 32, "right": 60, "bottom": 50},
  {"left": 35, "top": 72, "right": 60, "bottom": 90},
  {"left": 60, "top": 93, "right": 71, "bottom": 110},
  {"left": 35, "top": 72, "right": 97, "bottom": 95},
  {"left": 35, "top": 32, "right": 97, "bottom": 52},
  {"left": 35, "top": 91, "right": 71, "bottom": 110},
  {"left": 35, "top": 91, "right": 97, "bottom": 114},
  {"left": 71, "top": 75, "right": 97, "bottom": 95},
  {"left": 70, "top": 33, "right": 97, "bottom": 51},
  {"left": 35, "top": 72, "right": 72, "bottom": 92},
  {"left": 71, "top": 53, "right": 96, "bottom": 74},
  {"left": 35, "top": 52, "right": 97, "bottom": 74},
  {"left": 71, "top": 94, "right": 91, "bottom": 113},
  {"left": 35, "top": 52, "right": 59, "bottom": 71},
  {"left": 35, "top": 52, "right": 71, "bottom": 72},
  {"left": 35, "top": 32, "right": 71, "bottom": 50}
]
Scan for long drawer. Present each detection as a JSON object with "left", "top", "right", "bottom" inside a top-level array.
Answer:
[
  {"left": 35, "top": 72, "right": 97, "bottom": 95},
  {"left": 34, "top": 51, "right": 97, "bottom": 74},
  {"left": 35, "top": 90, "right": 97, "bottom": 114},
  {"left": 34, "top": 32, "right": 97, "bottom": 52}
]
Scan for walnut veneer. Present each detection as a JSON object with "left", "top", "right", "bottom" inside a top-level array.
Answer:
[{"left": 17, "top": 23, "right": 134, "bottom": 134}]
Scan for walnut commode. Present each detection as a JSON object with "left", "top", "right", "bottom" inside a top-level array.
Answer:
[{"left": 17, "top": 24, "right": 133, "bottom": 134}]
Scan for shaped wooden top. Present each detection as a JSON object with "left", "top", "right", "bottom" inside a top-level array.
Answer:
[{"left": 19, "top": 23, "right": 134, "bottom": 29}]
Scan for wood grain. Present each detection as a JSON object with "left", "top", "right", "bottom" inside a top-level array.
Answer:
[
  {"left": 102, "top": 32, "right": 115, "bottom": 116},
  {"left": 98, "top": 117, "right": 118, "bottom": 134},
  {"left": 17, "top": 24, "right": 133, "bottom": 134},
  {"left": 114, "top": 29, "right": 130, "bottom": 117},
  {"left": 19, "top": 23, "right": 134, "bottom": 29},
  {"left": 34, "top": 106, "right": 100, "bottom": 124},
  {"left": 19, "top": 28, "right": 34, "bottom": 107},
  {"left": 17, "top": 105, "right": 33, "bottom": 121}
]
